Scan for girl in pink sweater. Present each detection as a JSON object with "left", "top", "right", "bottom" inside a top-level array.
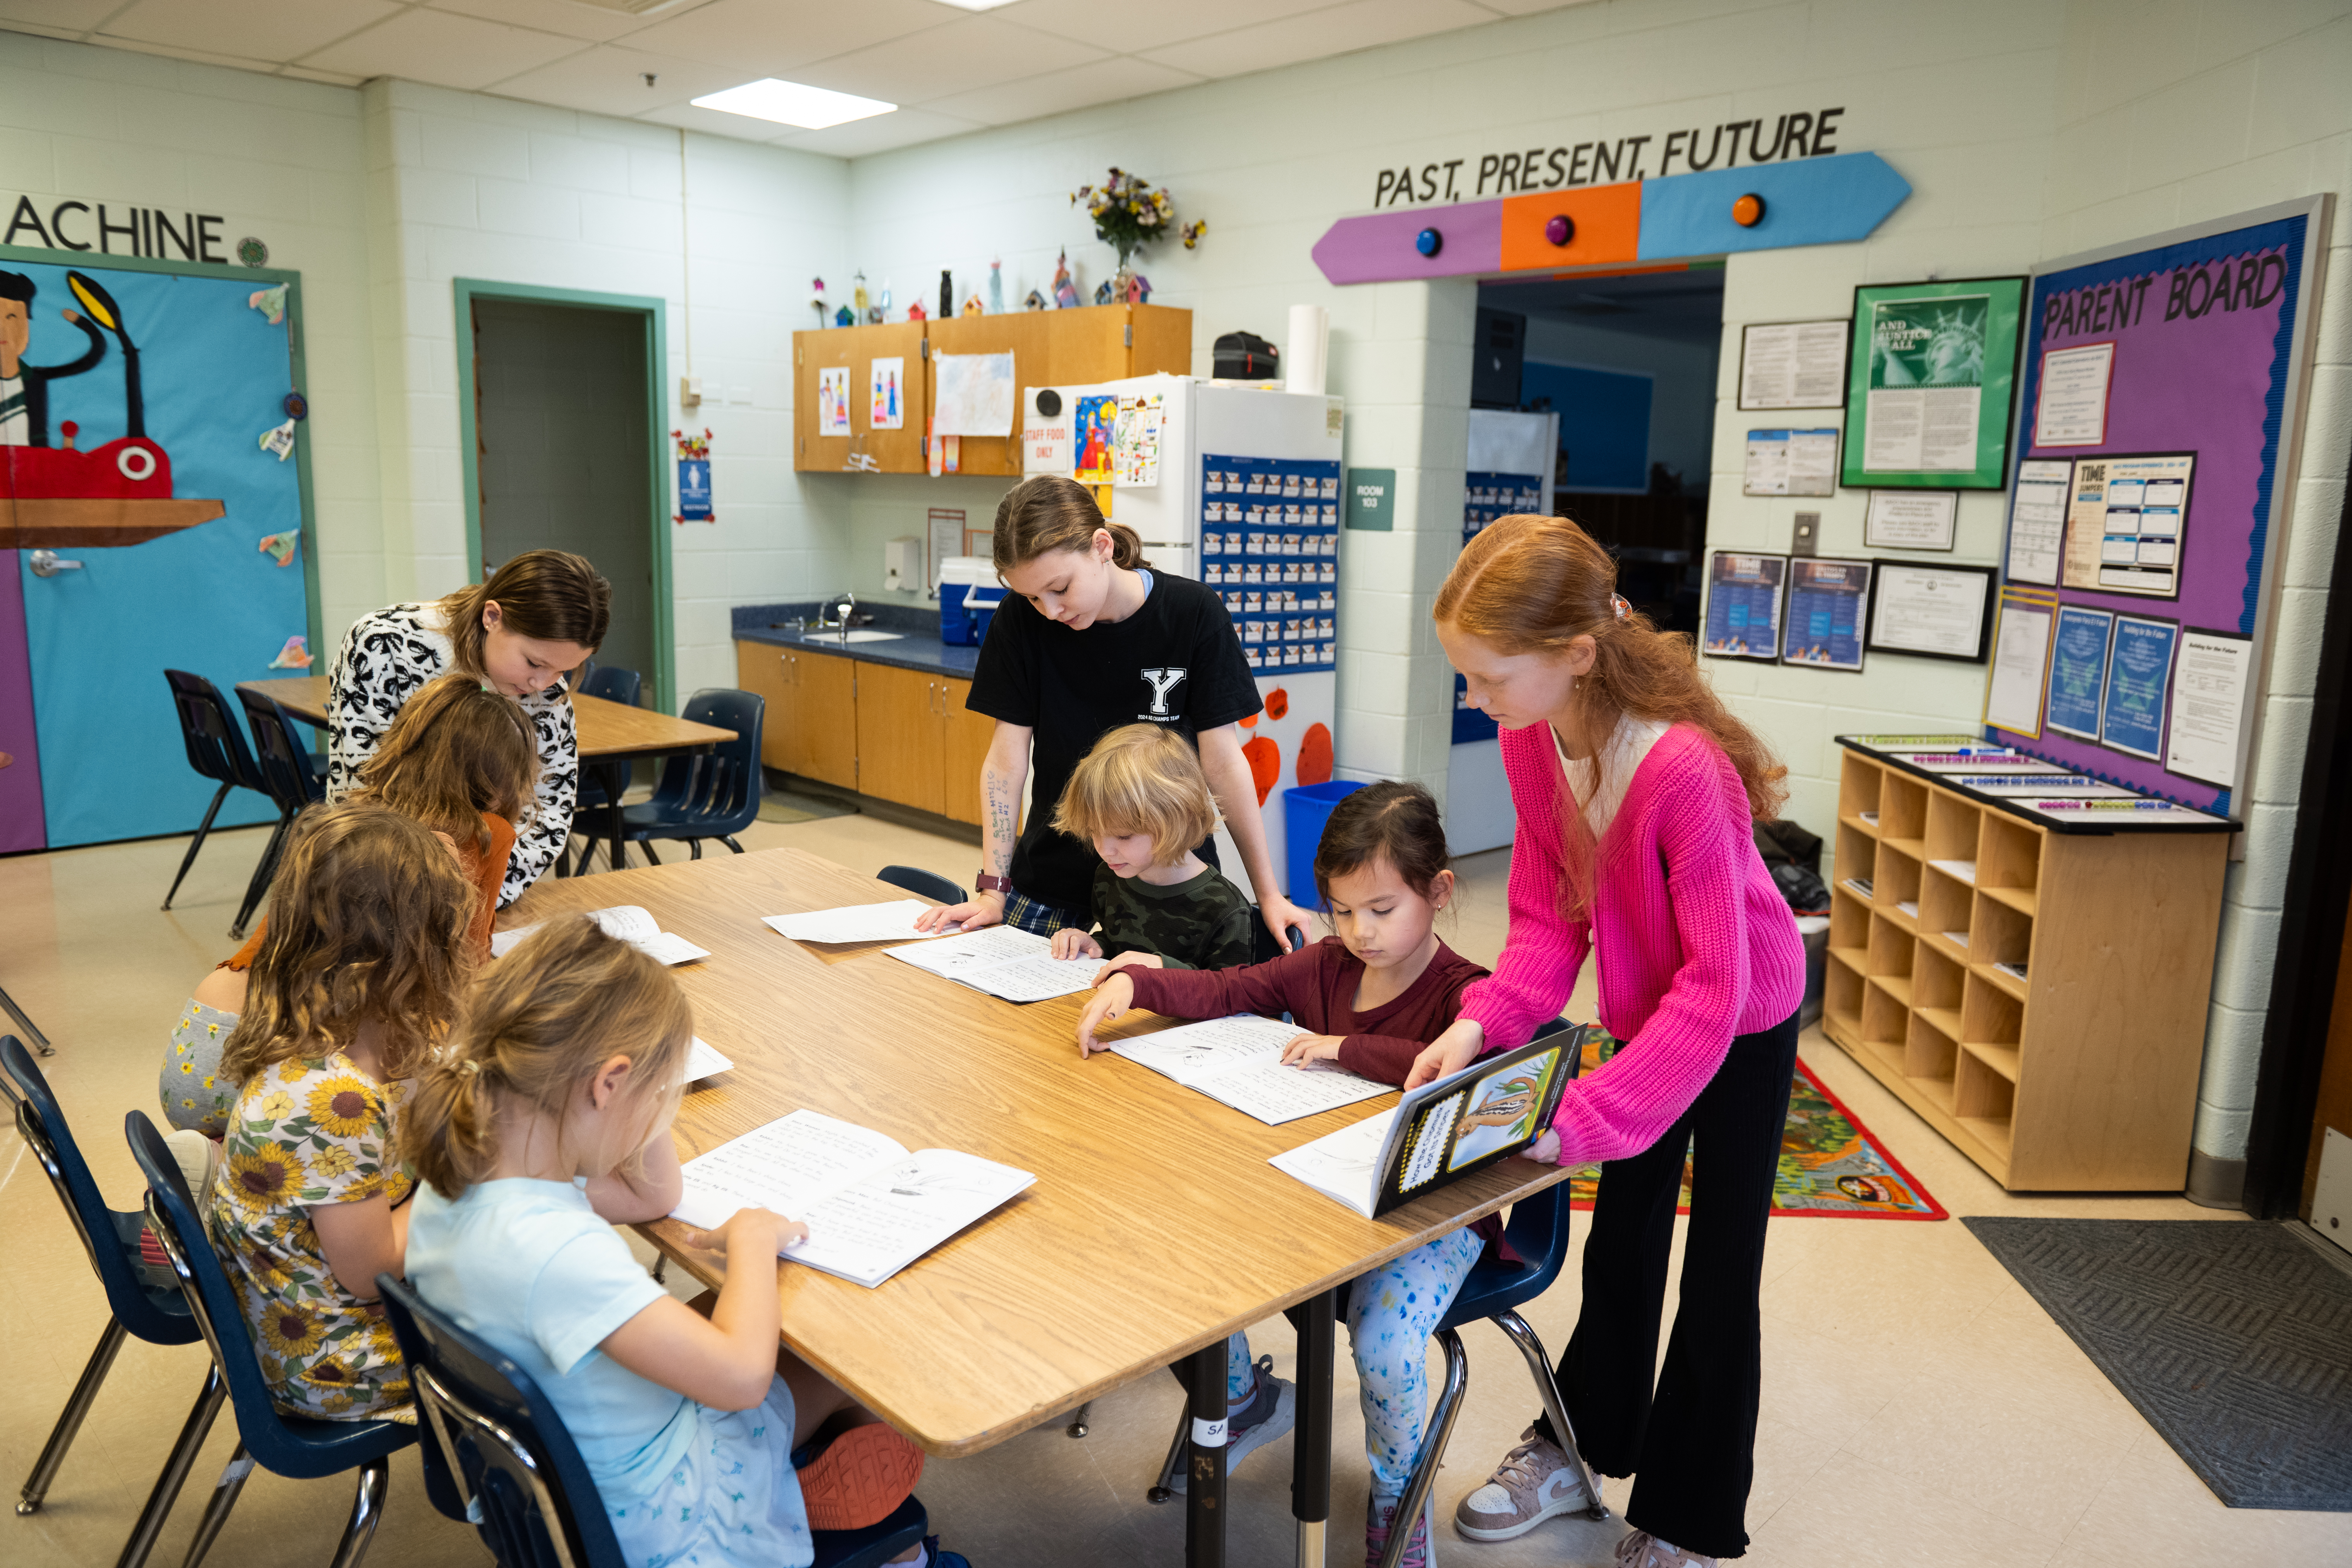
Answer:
[{"left": 1415, "top": 514, "right": 1804, "bottom": 1568}]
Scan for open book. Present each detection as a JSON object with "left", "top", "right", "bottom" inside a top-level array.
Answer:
[
  {"left": 671, "top": 1109, "right": 1034, "bottom": 1288},
  {"left": 491, "top": 905, "right": 709, "bottom": 966},
  {"left": 883, "top": 925, "right": 1100, "bottom": 1003},
  {"left": 1270, "top": 1029, "right": 1591, "bottom": 1217},
  {"left": 1113, "top": 1013, "right": 1392, "bottom": 1125},
  {"left": 763, "top": 901, "right": 949, "bottom": 946}
]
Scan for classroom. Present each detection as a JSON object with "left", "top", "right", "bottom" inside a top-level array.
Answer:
[{"left": 3, "top": 2, "right": 2351, "bottom": 1565}]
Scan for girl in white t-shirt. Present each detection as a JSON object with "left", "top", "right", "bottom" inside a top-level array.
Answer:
[{"left": 401, "top": 918, "right": 957, "bottom": 1568}]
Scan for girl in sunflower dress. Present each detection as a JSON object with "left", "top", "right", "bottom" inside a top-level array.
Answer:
[
  {"left": 161, "top": 672, "right": 535, "bottom": 1142},
  {"left": 208, "top": 801, "right": 474, "bottom": 1421}
]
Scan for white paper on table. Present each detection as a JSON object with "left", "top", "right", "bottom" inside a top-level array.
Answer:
[
  {"left": 2164, "top": 629, "right": 2252, "bottom": 789},
  {"left": 1114, "top": 1014, "right": 1391, "bottom": 1125},
  {"left": 685, "top": 1037, "right": 733, "bottom": 1081},
  {"left": 763, "top": 900, "right": 944, "bottom": 945},
  {"left": 1269, "top": 1108, "right": 1397, "bottom": 1218},
  {"left": 672, "top": 1111, "right": 909, "bottom": 1231},
  {"left": 932, "top": 352, "right": 1015, "bottom": 437},
  {"left": 491, "top": 906, "right": 707, "bottom": 965},
  {"left": 883, "top": 925, "right": 1098, "bottom": 1003}
]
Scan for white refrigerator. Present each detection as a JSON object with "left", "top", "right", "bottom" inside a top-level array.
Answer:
[{"left": 1021, "top": 375, "right": 1344, "bottom": 904}]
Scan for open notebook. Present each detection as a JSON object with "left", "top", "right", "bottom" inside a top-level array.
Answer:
[
  {"left": 1270, "top": 1028, "right": 1591, "bottom": 1217},
  {"left": 671, "top": 1110, "right": 1034, "bottom": 1288},
  {"left": 1112, "top": 1013, "right": 1392, "bottom": 1125},
  {"left": 491, "top": 905, "right": 709, "bottom": 966},
  {"left": 883, "top": 926, "right": 1100, "bottom": 1003}
]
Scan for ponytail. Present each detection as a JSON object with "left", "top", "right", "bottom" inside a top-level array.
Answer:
[{"left": 992, "top": 474, "right": 1148, "bottom": 576}]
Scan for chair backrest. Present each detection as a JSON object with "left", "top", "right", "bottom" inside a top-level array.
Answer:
[
  {"left": 877, "top": 865, "right": 962, "bottom": 906},
  {"left": 648, "top": 689, "right": 763, "bottom": 834},
  {"left": 1493, "top": 1019, "right": 1598, "bottom": 1278},
  {"left": 235, "top": 687, "right": 324, "bottom": 811},
  {"left": 578, "top": 664, "right": 640, "bottom": 710},
  {"left": 164, "top": 669, "right": 263, "bottom": 793},
  {"left": 1248, "top": 915, "right": 1312, "bottom": 964},
  {"left": 375, "top": 1275, "right": 625, "bottom": 1568},
  {"left": 1, "top": 1038, "right": 198, "bottom": 1346}
]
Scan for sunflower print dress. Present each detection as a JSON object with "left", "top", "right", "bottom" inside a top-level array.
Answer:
[{"left": 210, "top": 1052, "right": 413, "bottom": 1420}]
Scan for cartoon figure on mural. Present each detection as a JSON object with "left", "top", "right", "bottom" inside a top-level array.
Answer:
[{"left": 0, "top": 270, "right": 105, "bottom": 448}]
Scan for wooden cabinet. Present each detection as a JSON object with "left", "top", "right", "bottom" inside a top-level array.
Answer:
[
  {"left": 734, "top": 642, "right": 856, "bottom": 788},
  {"left": 793, "top": 305, "right": 1191, "bottom": 475},
  {"left": 854, "top": 662, "right": 947, "bottom": 816},
  {"left": 941, "top": 677, "right": 994, "bottom": 828}
]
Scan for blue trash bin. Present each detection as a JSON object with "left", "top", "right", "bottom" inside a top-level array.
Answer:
[{"left": 1283, "top": 780, "right": 1368, "bottom": 907}]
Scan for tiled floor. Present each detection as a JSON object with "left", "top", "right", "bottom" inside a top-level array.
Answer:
[{"left": 3, "top": 807, "right": 2348, "bottom": 1567}]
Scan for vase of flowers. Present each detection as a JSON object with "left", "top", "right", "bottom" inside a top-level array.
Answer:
[{"left": 1073, "top": 167, "right": 1205, "bottom": 304}]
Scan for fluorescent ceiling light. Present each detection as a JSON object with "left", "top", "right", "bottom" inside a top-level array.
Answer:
[
  {"left": 930, "top": 0, "right": 1022, "bottom": 9},
  {"left": 691, "top": 79, "right": 896, "bottom": 129}
]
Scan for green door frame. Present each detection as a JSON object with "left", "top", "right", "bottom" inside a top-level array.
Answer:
[{"left": 452, "top": 278, "right": 673, "bottom": 713}]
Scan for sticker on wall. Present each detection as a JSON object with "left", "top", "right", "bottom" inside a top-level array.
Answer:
[
  {"left": 258, "top": 418, "right": 296, "bottom": 460},
  {"left": 247, "top": 284, "right": 287, "bottom": 325},
  {"left": 673, "top": 428, "right": 714, "bottom": 523},
  {"left": 267, "top": 635, "right": 311, "bottom": 670},
  {"left": 869, "top": 356, "right": 904, "bottom": 430},
  {"left": 817, "top": 366, "right": 851, "bottom": 437},
  {"left": 257, "top": 528, "right": 299, "bottom": 566}
]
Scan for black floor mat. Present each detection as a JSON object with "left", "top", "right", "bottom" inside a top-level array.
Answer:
[{"left": 1964, "top": 1218, "right": 2352, "bottom": 1509}]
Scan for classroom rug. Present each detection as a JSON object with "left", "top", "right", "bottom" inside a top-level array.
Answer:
[
  {"left": 1964, "top": 1218, "right": 2352, "bottom": 1510},
  {"left": 1561, "top": 1033, "right": 1946, "bottom": 1219}
]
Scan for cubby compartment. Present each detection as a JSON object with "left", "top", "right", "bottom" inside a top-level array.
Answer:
[
  {"left": 1866, "top": 911, "right": 1914, "bottom": 981},
  {"left": 1925, "top": 793, "right": 1982, "bottom": 868},
  {"left": 1920, "top": 862, "right": 1974, "bottom": 949},
  {"left": 1954, "top": 1047, "right": 2017, "bottom": 1165},
  {"left": 1962, "top": 971, "right": 2023, "bottom": 1051},
  {"left": 1906, "top": 1000, "right": 1959, "bottom": 1085},
  {"left": 1840, "top": 753, "right": 1884, "bottom": 826},
  {"left": 1912, "top": 941, "right": 1965, "bottom": 1035},
  {"left": 1835, "top": 822, "right": 1878, "bottom": 902},
  {"left": 1879, "top": 774, "right": 1928, "bottom": 849},
  {"left": 1860, "top": 973, "right": 1910, "bottom": 1064},
  {"left": 1874, "top": 843, "right": 1922, "bottom": 927},
  {"left": 1829, "top": 885, "right": 1871, "bottom": 955},
  {"left": 1824, "top": 950, "right": 1865, "bottom": 1041},
  {"left": 1979, "top": 813, "right": 2041, "bottom": 901},
  {"left": 1971, "top": 893, "right": 2034, "bottom": 969}
]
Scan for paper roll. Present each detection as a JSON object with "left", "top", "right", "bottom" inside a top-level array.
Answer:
[{"left": 1286, "top": 304, "right": 1329, "bottom": 396}]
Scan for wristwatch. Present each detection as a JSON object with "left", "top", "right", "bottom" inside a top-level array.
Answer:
[{"left": 975, "top": 871, "right": 1012, "bottom": 896}]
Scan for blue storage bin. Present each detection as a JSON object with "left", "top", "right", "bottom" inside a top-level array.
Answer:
[
  {"left": 940, "top": 579, "right": 1004, "bottom": 646},
  {"left": 1283, "top": 779, "right": 1369, "bottom": 906}
]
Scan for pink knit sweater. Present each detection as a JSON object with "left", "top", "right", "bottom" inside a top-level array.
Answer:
[{"left": 1458, "top": 722, "right": 1805, "bottom": 1165}]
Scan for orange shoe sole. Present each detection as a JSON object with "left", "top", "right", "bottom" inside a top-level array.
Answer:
[{"left": 798, "top": 1422, "right": 925, "bottom": 1530}]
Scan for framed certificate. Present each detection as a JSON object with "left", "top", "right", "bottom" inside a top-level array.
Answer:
[
  {"left": 1864, "top": 560, "right": 1996, "bottom": 662},
  {"left": 1840, "top": 277, "right": 2027, "bottom": 490},
  {"left": 1863, "top": 490, "right": 1958, "bottom": 551}
]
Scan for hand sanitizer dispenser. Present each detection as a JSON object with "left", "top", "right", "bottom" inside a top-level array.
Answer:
[{"left": 883, "top": 536, "right": 923, "bottom": 592}]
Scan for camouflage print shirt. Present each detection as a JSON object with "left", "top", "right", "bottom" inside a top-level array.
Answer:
[{"left": 1090, "top": 862, "right": 1257, "bottom": 971}]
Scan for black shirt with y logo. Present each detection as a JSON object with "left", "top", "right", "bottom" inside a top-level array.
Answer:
[{"left": 966, "top": 571, "right": 1261, "bottom": 914}]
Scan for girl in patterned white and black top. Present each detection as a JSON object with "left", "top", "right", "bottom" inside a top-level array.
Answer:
[{"left": 327, "top": 550, "right": 610, "bottom": 907}]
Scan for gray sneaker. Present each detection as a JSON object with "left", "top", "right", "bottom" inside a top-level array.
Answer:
[
  {"left": 1453, "top": 1425, "right": 1591, "bottom": 1541},
  {"left": 1166, "top": 1355, "right": 1296, "bottom": 1495},
  {"left": 1613, "top": 1529, "right": 1716, "bottom": 1567}
]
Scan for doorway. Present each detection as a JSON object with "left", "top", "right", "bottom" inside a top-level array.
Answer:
[
  {"left": 1474, "top": 265, "right": 1727, "bottom": 636},
  {"left": 457, "top": 282, "right": 669, "bottom": 710}
]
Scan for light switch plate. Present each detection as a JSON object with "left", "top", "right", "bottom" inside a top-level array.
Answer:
[
  {"left": 2312, "top": 1126, "right": 2352, "bottom": 1257},
  {"left": 1792, "top": 511, "right": 1820, "bottom": 557}
]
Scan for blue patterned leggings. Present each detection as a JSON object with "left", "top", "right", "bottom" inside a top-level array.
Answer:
[{"left": 1231, "top": 1225, "right": 1483, "bottom": 1496}]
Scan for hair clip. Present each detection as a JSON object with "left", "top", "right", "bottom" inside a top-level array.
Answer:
[
  {"left": 481, "top": 679, "right": 497, "bottom": 693},
  {"left": 457, "top": 1058, "right": 481, "bottom": 1077},
  {"left": 1610, "top": 593, "right": 1632, "bottom": 622}
]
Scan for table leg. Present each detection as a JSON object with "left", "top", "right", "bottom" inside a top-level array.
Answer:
[
  {"left": 603, "top": 760, "right": 628, "bottom": 873},
  {"left": 1184, "top": 1340, "right": 1228, "bottom": 1568},
  {"left": 1286, "top": 1291, "right": 1335, "bottom": 1568}
]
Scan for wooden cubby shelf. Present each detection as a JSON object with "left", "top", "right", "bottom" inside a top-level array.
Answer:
[{"left": 1819, "top": 738, "right": 2230, "bottom": 1191}]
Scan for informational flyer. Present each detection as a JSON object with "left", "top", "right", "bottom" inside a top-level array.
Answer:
[
  {"left": 1738, "top": 320, "right": 1850, "bottom": 409},
  {"left": 868, "top": 356, "right": 904, "bottom": 430},
  {"left": 2099, "top": 614, "right": 2179, "bottom": 760},
  {"left": 1984, "top": 587, "right": 2058, "bottom": 737},
  {"left": 1863, "top": 294, "right": 1987, "bottom": 472},
  {"left": 2005, "top": 457, "right": 2072, "bottom": 586},
  {"left": 2033, "top": 342, "right": 2115, "bottom": 446},
  {"left": 816, "top": 366, "right": 851, "bottom": 438},
  {"left": 2046, "top": 604, "right": 2115, "bottom": 739},
  {"left": 2060, "top": 454, "right": 2193, "bottom": 597},
  {"left": 2164, "top": 628, "right": 2252, "bottom": 788},
  {"left": 1111, "top": 391, "right": 1164, "bottom": 487},
  {"left": 1867, "top": 562, "right": 1991, "bottom": 660},
  {"left": 1864, "top": 491, "right": 1958, "bottom": 551},
  {"left": 1702, "top": 552, "right": 1786, "bottom": 661},
  {"left": 1743, "top": 428, "right": 1838, "bottom": 496},
  {"left": 1781, "top": 559, "right": 1871, "bottom": 671}
]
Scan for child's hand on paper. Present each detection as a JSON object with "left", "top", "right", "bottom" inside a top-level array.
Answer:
[
  {"left": 681, "top": 1206, "right": 809, "bottom": 1258},
  {"left": 1277, "top": 1033, "right": 1345, "bottom": 1067},
  {"left": 1076, "top": 973, "right": 1137, "bottom": 1057},
  {"left": 1051, "top": 927, "right": 1105, "bottom": 961},
  {"left": 916, "top": 892, "right": 1001, "bottom": 934},
  {"left": 1094, "top": 949, "right": 1162, "bottom": 982}
]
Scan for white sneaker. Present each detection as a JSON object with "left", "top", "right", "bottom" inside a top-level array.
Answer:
[
  {"left": 1166, "top": 1355, "right": 1296, "bottom": 1495},
  {"left": 1452, "top": 1425, "right": 1591, "bottom": 1541}
]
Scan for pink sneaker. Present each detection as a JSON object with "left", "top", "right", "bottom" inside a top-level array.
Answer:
[
  {"left": 1614, "top": 1529, "right": 1716, "bottom": 1567},
  {"left": 1366, "top": 1493, "right": 1429, "bottom": 1568}
]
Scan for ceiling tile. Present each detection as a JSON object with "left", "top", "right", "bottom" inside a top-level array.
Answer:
[
  {"left": 101, "top": 0, "right": 401, "bottom": 62},
  {"left": 1140, "top": 0, "right": 1501, "bottom": 80},
  {"left": 303, "top": 9, "right": 586, "bottom": 90},
  {"left": 622, "top": 0, "right": 947, "bottom": 74},
  {"left": 425, "top": 0, "right": 712, "bottom": 45},
  {"left": 786, "top": 15, "right": 1108, "bottom": 105},
  {"left": 0, "top": 0, "right": 126, "bottom": 33},
  {"left": 764, "top": 104, "right": 985, "bottom": 158},
  {"left": 995, "top": 0, "right": 1334, "bottom": 56},
  {"left": 480, "top": 41, "right": 741, "bottom": 115},
  {"left": 1477, "top": 0, "right": 1599, "bottom": 15},
  {"left": 922, "top": 54, "right": 1202, "bottom": 126}
]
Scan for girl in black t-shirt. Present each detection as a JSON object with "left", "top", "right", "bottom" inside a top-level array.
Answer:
[{"left": 916, "top": 475, "right": 1310, "bottom": 953}]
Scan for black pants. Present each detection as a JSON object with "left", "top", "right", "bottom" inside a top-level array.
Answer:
[{"left": 1532, "top": 1009, "right": 1800, "bottom": 1559}]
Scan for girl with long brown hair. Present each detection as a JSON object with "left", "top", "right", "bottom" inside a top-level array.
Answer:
[
  {"left": 1413, "top": 513, "right": 1805, "bottom": 1568},
  {"left": 327, "top": 548, "right": 610, "bottom": 905}
]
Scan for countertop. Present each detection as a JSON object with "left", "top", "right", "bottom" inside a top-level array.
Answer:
[{"left": 732, "top": 601, "right": 982, "bottom": 679}]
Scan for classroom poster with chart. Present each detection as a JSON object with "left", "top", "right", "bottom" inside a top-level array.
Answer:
[
  {"left": 1988, "top": 198, "right": 2332, "bottom": 812},
  {"left": 1841, "top": 278, "right": 2025, "bottom": 490}
]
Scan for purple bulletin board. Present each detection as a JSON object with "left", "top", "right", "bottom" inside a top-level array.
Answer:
[{"left": 1988, "top": 198, "right": 2333, "bottom": 815}]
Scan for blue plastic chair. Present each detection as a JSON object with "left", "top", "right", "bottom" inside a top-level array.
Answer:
[
  {"left": 620, "top": 689, "right": 763, "bottom": 863},
  {"left": 373, "top": 1276, "right": 931, "bottom": 1568},
  {"left": 3, "top": 1038, "right": 212, "bottom": 1568},
  {"left": 125, "top": 1110, "right": 416, "bottom": 1568},
  {"left": 162, "top": 670, "right": 272, "bottom": 912},
  {"left": 567, "top": 664, "right": 645, "bottom": 875},
  {"left": 877, "top": 865, "right": 962, "bottom": 906},
  {"left": 231, "top": 686, "right": 328, "bottom": 938}
]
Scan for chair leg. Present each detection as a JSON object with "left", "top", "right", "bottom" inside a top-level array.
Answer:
[
  {"left": 17, "top": 1317, "right": 127, "bottom": 1513},
  {"left": 0, "top": 983, "right": 53, "bottom": 1056},
  {"left": 639, "top": 840, "right": 662, "bottom": 866},
  {"left": 1378, "top": 1326, "right": 1470, "bottom": 1568},
  {"left": 174, "top": 1442, "right": 253, "bottom": 1568},
  {"left": 1491, "top": 1308, "right": 1609, "bottom": 1520},
  {"left": 229, "top": 808, "right": 294, "bottom": 939},
  {"left": 1147, "top": 1396, "right": 1189, "bottom": 1503},
  {"left": 721, "top": 836, "right": 745, "bottom": 854},
  {"left": 323, "top": 1456, "right": 391, "bottom": 1568},
  {"left": 114, "top": 1363, "right": 227, "bottom": 1568},
  {"left": 1066, "top": 1400, "right": 1092, "bottom": 1439},
  {"left": 163, "top": 783, "right": 233, "bottom": 911},
  {"left": 688, "top": 839, "right": 703, "bottom": 861}
]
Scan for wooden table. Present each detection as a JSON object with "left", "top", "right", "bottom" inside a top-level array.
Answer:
[
  {"left": 238, "top": 674, "right": 737, "bottom": 875},
  {"left": 501, "top": 848, "right": 1576, "bottom": 1567}
]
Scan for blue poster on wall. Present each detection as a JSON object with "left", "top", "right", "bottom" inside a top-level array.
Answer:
[
  {"left": 1780, "top": 558, "right": 1870, "bottom": 671},
  {"left": 2046, "top": 605, "right": 2113, "bottom": 740},
  {"left": 4, "top": 250, "right": 312, "bottom": 850},
  {"left": 2099, "top": 614, "right": 2177, "bottom": 761}
]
